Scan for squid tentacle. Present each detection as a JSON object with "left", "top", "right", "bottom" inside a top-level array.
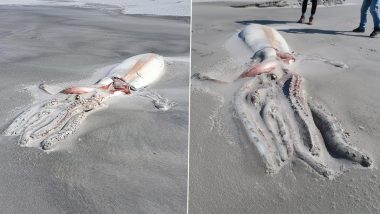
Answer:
[
  {"left": 19, "top": 107, "right": 70, "bottom": 146},
  {"left": 41, "top": 112, "right": 87, "bottom": 150},
  {"left": 20, "top": 94, "right": 106, "bottom": 146},
  {"left": 3, "top": 97, "right": 65, "bottom": 136},
  {"left": 308, "top": 98, "right": 373, "bottom": 167},
  {"left": 262, "top": 102, "right": 289, "bottom": 162},
  {"left": 234, "top": 78, "right": 283, "bottom": 173},
  {"left": 288, "top": 74, "right": 321, "bottom": 156},
  {"left": 293, "top": 144, "right": 335, "bottom": 179}
]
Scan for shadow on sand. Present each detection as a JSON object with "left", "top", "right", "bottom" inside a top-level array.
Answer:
[
  {"left": 279, "top": 28, "right": 371, "bottom": 38},
  {"left": 236, "top": 19, "right": 296, "bottom": 25},
  {"left": 236, "top": 20, "right": 371, "bottom": 38}
]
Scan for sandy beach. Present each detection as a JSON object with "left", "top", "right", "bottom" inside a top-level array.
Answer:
[
  {"left": 1, "top": 0, "right": 380, "bottom": 213},
  {"left": 0, "top": 0, "right": 191, "bottom": 16},
  {"left": 190, "top": 1, "right": 380, "bottom": 213},
  {"left": 0, "top": 5, "right": 189, "bottom": 214}
]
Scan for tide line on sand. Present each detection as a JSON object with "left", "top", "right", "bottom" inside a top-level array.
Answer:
[{"left": 0, "top": 0, "right": 191, "bottom": 16}]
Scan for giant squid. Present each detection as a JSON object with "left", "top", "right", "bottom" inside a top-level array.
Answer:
[
  {"left": 194, "top": 24, "right": 372, "bottom": 179},
  {"left": 3, "top": 53, "right": 173, "bottom": 150}
]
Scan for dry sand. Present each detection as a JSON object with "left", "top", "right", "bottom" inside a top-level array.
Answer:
[
  {"left": 0, "top": 6, "right": 189, "bottom": 214},
  {"left": 190, "top": 1, "right": 380, "bottom": 213}
]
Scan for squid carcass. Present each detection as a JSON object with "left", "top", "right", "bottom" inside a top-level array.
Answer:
[
  {"left": 196, "top": 24, "right": 372, "bottom": 178},
  {"left": 3, "top": 53, "right": 166, "bottom": 150},
  {"left": 236, "top": 24, "right": 372, "bottom": 178}
]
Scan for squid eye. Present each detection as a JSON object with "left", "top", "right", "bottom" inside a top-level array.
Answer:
[{"left": 270, "top": 74, "right": 277, "bottom": 80}]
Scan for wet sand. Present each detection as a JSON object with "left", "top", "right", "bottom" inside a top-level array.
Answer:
[
  {"left": 190, "top": 1, "right": 380, "bottom": 213},
  {"left": 0, "top": 6, "right": 189, "bottom": 214}
]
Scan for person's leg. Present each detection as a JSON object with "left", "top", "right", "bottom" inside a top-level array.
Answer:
[
  {"left": 298, "top": 0, "right": 308, "bottom": 23},
  {"left": 308, "top": 0, "right": 317, "bottom": 25},
  {"left": 369, "top": 0, "right": 380, "bottom": 37},
  {"left": 302, "top": 0, "right": 308, "bottom": 15},
  {"left": 311, "top": 0, "right": 317, "bottom": 16},
  {"left": 360, "top": 0, "right": 372, "bottom": 28},
  {"left": 354, "top": 0, "right": 372, "bottom": 32},
  {"left": 370, "top": 0, "right": 380, "bottom": 29}
]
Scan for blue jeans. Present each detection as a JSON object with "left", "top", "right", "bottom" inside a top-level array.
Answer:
[{"left": 359, "top": 0, "right": 380, "bottom": 29}]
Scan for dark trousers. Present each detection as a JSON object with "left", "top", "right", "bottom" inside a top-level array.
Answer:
[{"left": 302, "top": 0, "right": 318, "bottom": 16}]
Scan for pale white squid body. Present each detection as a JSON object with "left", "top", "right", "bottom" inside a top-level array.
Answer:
[
  {"left": 97, "top": 53, "right": 165, "bottom": 90},
  {"left": 239, "top": 24, "right": 291, "bottom": 61}
]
